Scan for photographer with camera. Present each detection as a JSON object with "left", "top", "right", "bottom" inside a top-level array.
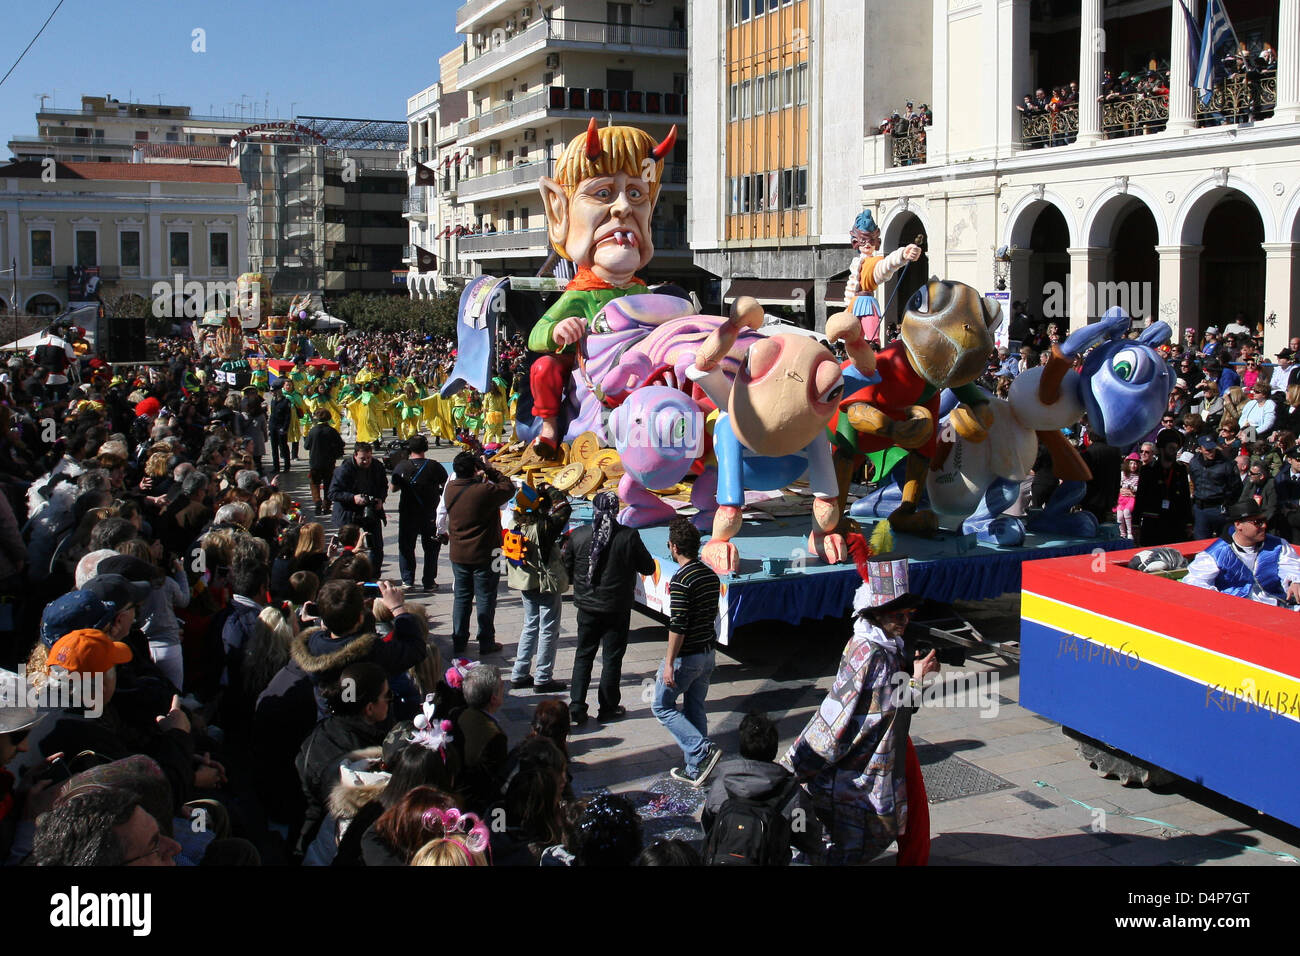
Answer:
[
  {"left": 438, "top": 452, "right": 514, "bottom": 657},
  {"left": 390, "top": 435, "right": 447, "bottom": 593},
  {"left": 328, "top": 443, "right": 389, "bottom": 576}
]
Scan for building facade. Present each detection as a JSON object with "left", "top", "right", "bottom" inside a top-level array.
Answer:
[
  {"left": 0, "top": 161, "right": 247, "bottom": 316},
  {"left": 408, "top": 1, "right": 702, "bottom": 298},
  {"left": 689, "top": 0, "right": 1299, "bottom": 353}
]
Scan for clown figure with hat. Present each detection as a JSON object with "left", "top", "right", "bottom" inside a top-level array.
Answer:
[
  {"left": 841, "top": 210, "right": 924, "bottom": 348},
  {"left": 783, "top": 554, "right": 938, "bottom": 865}
]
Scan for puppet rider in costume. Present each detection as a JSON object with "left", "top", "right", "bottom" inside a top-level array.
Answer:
[
  {"left": 842, "top": 210, "right": 923, "bottom": 348},
  {"left": 525, "top": 117, "right": 678, "bottom": 459}
]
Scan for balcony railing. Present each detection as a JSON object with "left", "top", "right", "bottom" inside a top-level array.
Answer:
[
  {"left": 458, "top": 227, "right": 549, "bottom": 255},
  {"left": 402, "top": 244, "right": 415, "bottom": 261},
  {"left": 457, "top": 86, "right": 687, "bottom": 141},
  {"left": 455, "top": 0, "right": 506, "bottom": 33},
  {"left": 458, "top": 160, "right": 553, "bottom": 199},
  {"left": 1196, "top": 73, "right": 1277, "bottom": 126},
  {"left": 402, "top": 195, "right": 427, "bottom": 215},
  {"left": 459, "top": 16, "right": 687, "bottom": 88},
  {"left": 890, "top": 130, "right": 927, "bottom": 167}
]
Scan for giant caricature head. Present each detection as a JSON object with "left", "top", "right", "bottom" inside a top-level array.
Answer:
[
  {"left": 900, "top": 279, "right": 1002, "bottom": 390},
  {"left": 1079, "top": 309, "right": 1175, "bottom": 447},
  {"left": 729, "top": 334, "right": 844, "bottom": 458},
  {"left": 539, "top": 119, "right": 676, "bottom": 285}
]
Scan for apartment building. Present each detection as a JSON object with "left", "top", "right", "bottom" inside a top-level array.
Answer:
[
  {"left": 689, "top": 0, "right": 932, "bottom": 329},
  {"left": 407, "top": 1, "right": 704, "bottom": 297},
  {"left": 7, "top": 95, "right": 249, "bottom": 164},
  {"left": 0, "top": 161, "right": 247, "bottom": 316}
]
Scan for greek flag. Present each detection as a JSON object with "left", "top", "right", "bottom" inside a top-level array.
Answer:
[
  {"left": 1178, "top": 1, "right": 1201, "bottom": 84},
  {"left": 1195, "top": 0, "right": 1237, "bottom": 106}
]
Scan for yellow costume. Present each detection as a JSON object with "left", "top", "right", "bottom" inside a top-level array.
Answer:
[{"left": 341, "top": 391, "right": 384, "bottom": 444}]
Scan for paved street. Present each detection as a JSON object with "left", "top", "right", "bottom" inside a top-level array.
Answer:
[{"left": 284, "top": 445, "right": 1300, "bottom": 865}]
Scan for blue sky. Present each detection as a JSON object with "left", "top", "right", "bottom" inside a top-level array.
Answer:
[{"left": 0, "top": 0, "right": 460, "bottom": 147}]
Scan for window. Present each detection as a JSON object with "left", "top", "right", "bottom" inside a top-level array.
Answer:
[
  {"left": 794, "top": 166, "right": 808, "bottom": 207},
  {"left": 607, "top": 3, "right": 631, "bottom": 43},
  {"left": 741, "top": 175, "right": 751, "bottom": 213},
  {"left": 135, "top": 131, "right": 148, "bottom": 141},
  {"left": 75, "top": 230, "right": 97, "bottom": 267},
  {"left": 607, "top": 69, "right": 634, "bottom": 90},
  {"left": 783, "top": 67, "right": 794, "bottom": 107},
  {"left": 767, "top": 71, "right": 779, "bottom": 111},
  {"left": 754, "top": 76, "right": 765, "bottom": 115},
  {"left": 795, "top": 63, "right": 809, "bottom": 105},
  {"left": 779, "top": 169, "right": 792, "bottom": 209},
  {"left": 169, "top": 232, "right": 190, "bottom": 269},
  {"left": 741, "top": 80, "right": 751, "bottom": 118},
  {"left": 210, "top": 232, "right": 229, "bottom": 270},
  {"left": 729, "top": 177, "right": 738, "bottom": 215},
  {"left": 120, "top": 232, "right": 141, "bottom": 268},
  {"left": 31, "top": 230, "right": 51, "bottom": 268},
  {"left": 729, "top": 84, "right": 739, "bottom": 120},
  {"left": 752, "top": 173, "right": 765, "bottom": 212}
]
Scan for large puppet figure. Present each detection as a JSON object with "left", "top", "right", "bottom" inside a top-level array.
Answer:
[
  {"left": 526, "top": 118, "right": 678, "bottom": 458},
  {"left": 842, "top": 210, "right": 923, "bottom": 346}
]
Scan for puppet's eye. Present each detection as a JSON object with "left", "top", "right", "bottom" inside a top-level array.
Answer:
[
  {"left": 1111, "top": 348, "right": 1146, "bottom": 382},
  {"left": 908, "top": 285, "right": 929, "bottom": 314}
]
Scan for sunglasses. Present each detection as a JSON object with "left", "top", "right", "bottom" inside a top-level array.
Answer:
[{"left": 1240, "top": 517, "right": 1267, "bottom": 527}]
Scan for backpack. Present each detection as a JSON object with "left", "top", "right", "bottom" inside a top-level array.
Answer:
[{"left": 703, "top": 776, "right": 799, "bottom": 866}]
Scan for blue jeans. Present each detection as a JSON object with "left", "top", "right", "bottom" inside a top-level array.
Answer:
[
  {"left": 1193, "top": 503, "right": 1228, "bottom": 540},
  {"left": 652, "top": 649, "right": 715, "bottom": 773},
  {"left": 451, "top": 561, "right": 500, "bottom": 653},
  {"left": 513, "top": 590, "right": 562, "bottom": 682}
]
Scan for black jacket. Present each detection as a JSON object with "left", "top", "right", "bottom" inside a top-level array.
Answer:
[
  {"left": 295, "top": 714, "right": 389, "bottom": 853},
  {"left": 562, "top": 522, "right": 654, "bottom": 616},
  {"left": 252, "top": 659, "right": 317, "bottom": 828},
  {"left": 390, "top": 456, "right": 447, "bottom": 519},
  {"left": 328, "top": 456, "right": 388, "bottom": 523},
  {"left": 304, "top": 422, "right": 345, "bottom": 472},
  {"left": 269, "top": 394, "right": 294, "bottom": 434}
]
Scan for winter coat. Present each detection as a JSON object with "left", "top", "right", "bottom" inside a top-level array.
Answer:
[
  {"left": 562, "top": 522, "right": 654, "bottom": 616},
  {"left": 290, "top": 614, "right": 428, "bottom": 718},
  {"left": 252, "top": 659, "right": 317, "bottom": 827},
  {"left": 443, "top": 474, "right": 514, "bottom": 566},
  {"left": 505, "top": 490, "right": 572, "bottom": 594},
  {"left": 304, "top": 422, "right": 345, "bottom": 472},
  {"left": 295, "top": 715, "right": 389, "bottom": 853}
]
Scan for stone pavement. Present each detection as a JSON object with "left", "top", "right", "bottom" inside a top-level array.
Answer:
[{"left": 278, "top": 444, "right": 1300, "bottom": 865}]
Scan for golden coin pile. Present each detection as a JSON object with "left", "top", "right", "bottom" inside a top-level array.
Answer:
[{"left": 487, "top": 430, "right": 624, "bottom": 500}]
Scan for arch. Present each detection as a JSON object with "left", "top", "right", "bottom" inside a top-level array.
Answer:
[
  {"left": 1082, "top": 184, "right": 1168, "bottom": 247},
  {"left": 1279, "top": 185, "right": 1300, "bottom": 244},
  {"left": 25, "top": 293, "right": 61, "bottom": 315},
  {"left": 1003, "top": 191, "right": 1079, "bottom": 250},
  {"left": 880, "top": 201, "right": 936, "bottom": 252},
  {"left": 1174, "top": 175, "right": 1277, "bottom": 245}
]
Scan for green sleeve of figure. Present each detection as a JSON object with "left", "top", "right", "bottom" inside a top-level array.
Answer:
[{"left": 527, "top": 289, "right": 624, "bottom": 352}]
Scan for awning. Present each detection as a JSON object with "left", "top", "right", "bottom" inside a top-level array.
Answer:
[{"left": 723, "top": 279, "right": 814, "bottom": 307}]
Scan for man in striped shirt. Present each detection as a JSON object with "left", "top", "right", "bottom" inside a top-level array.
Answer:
[{"left": 654, "top": 518, "right": 723, "bottom": 786}]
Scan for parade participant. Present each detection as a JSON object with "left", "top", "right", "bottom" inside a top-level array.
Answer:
[
  {"left": 282, "top": 374, "right": 309, "bottom": 459},
  {"left": 328, "top": 443, "right": 389, "bottom": 575},
  {"left": 563, "top": 491, "right": 655, "bottom": 727},
  {"left": 391, "top": 381, "right": 426, "bottom": 441},
  {"left": 526, "top": 118, "right": 678, "bottom": 458},
  {"left": 783, "top": 559, "right": 938, "bottom": 865},
  {"left": 304, "top": 378, "right": 342, "bottom": 431},
  {"left": 841, "top": 209, "right": 924, "bottom": 347},
  {"left": 1116, "top": 452, "right": 1140, "bottom": 540},
  {"left": 653, "top": 518, "right": 722, "bottom": 787},
  {"left": 1184, "top": 500, "right": 1300, "bottom": 605},
  {"left": 390, "top": 435, "right": 446, "bottom": 592},
  {"left": 304, "top": 410, "right": 345, "bottom": 518},
  {"left": 341, "top": 383, "right": 385, "bottom": 445}
]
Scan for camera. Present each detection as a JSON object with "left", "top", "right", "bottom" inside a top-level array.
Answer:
[{"left": 356, "top": 494, "right": 383, "bottom": 523}]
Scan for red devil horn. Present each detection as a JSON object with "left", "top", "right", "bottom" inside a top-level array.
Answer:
[
  {"left": 651, "top": 124, "right": 677, "bottom": 161},
  {"left": 585, "top": 117, "right": 601, "bottom": 160}
]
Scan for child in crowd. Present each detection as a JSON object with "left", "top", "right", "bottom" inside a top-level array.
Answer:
[{"left": 1116, "top": 452, "right": 1140, "bottom": 540}]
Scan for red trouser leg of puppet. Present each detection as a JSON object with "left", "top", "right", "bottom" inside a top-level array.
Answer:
[
  {"left": 529, "top": 353, "right": 574, "bottom": 421},
  {"left": 896, "top": 736, "right": 930, "bottom": 866}
]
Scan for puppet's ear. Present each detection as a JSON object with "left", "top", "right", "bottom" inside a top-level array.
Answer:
[{"left": 539, "top": 177, "right": 570, "bottom": 259}]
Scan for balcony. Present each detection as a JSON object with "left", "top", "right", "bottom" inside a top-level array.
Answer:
[
  {"left": 458, "top": 16, "right": 687, "bottom": 90},
  {"left": 457, "top": 86, "right": 687, "bottom": 147},
  {"left": 889, "top": 130, "right": 927, "bottom": 167},
  {"left": 1195, "top": 73, "right": 1277, "bottom": 127},
  {"left": 402, "top": 194, "right": 427, "bottom": 216},
  {"left": 458, "top": 227, "right": 549, "bottom": 257},
  {"left": 402, "top": 244, "right": 415, "bottom": 261},
  {"left": 456, "top": 0, "right": 513, "bottom": 34},
  {"left": 458, "top": 160, "right": 552, "bottom": 200}
]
